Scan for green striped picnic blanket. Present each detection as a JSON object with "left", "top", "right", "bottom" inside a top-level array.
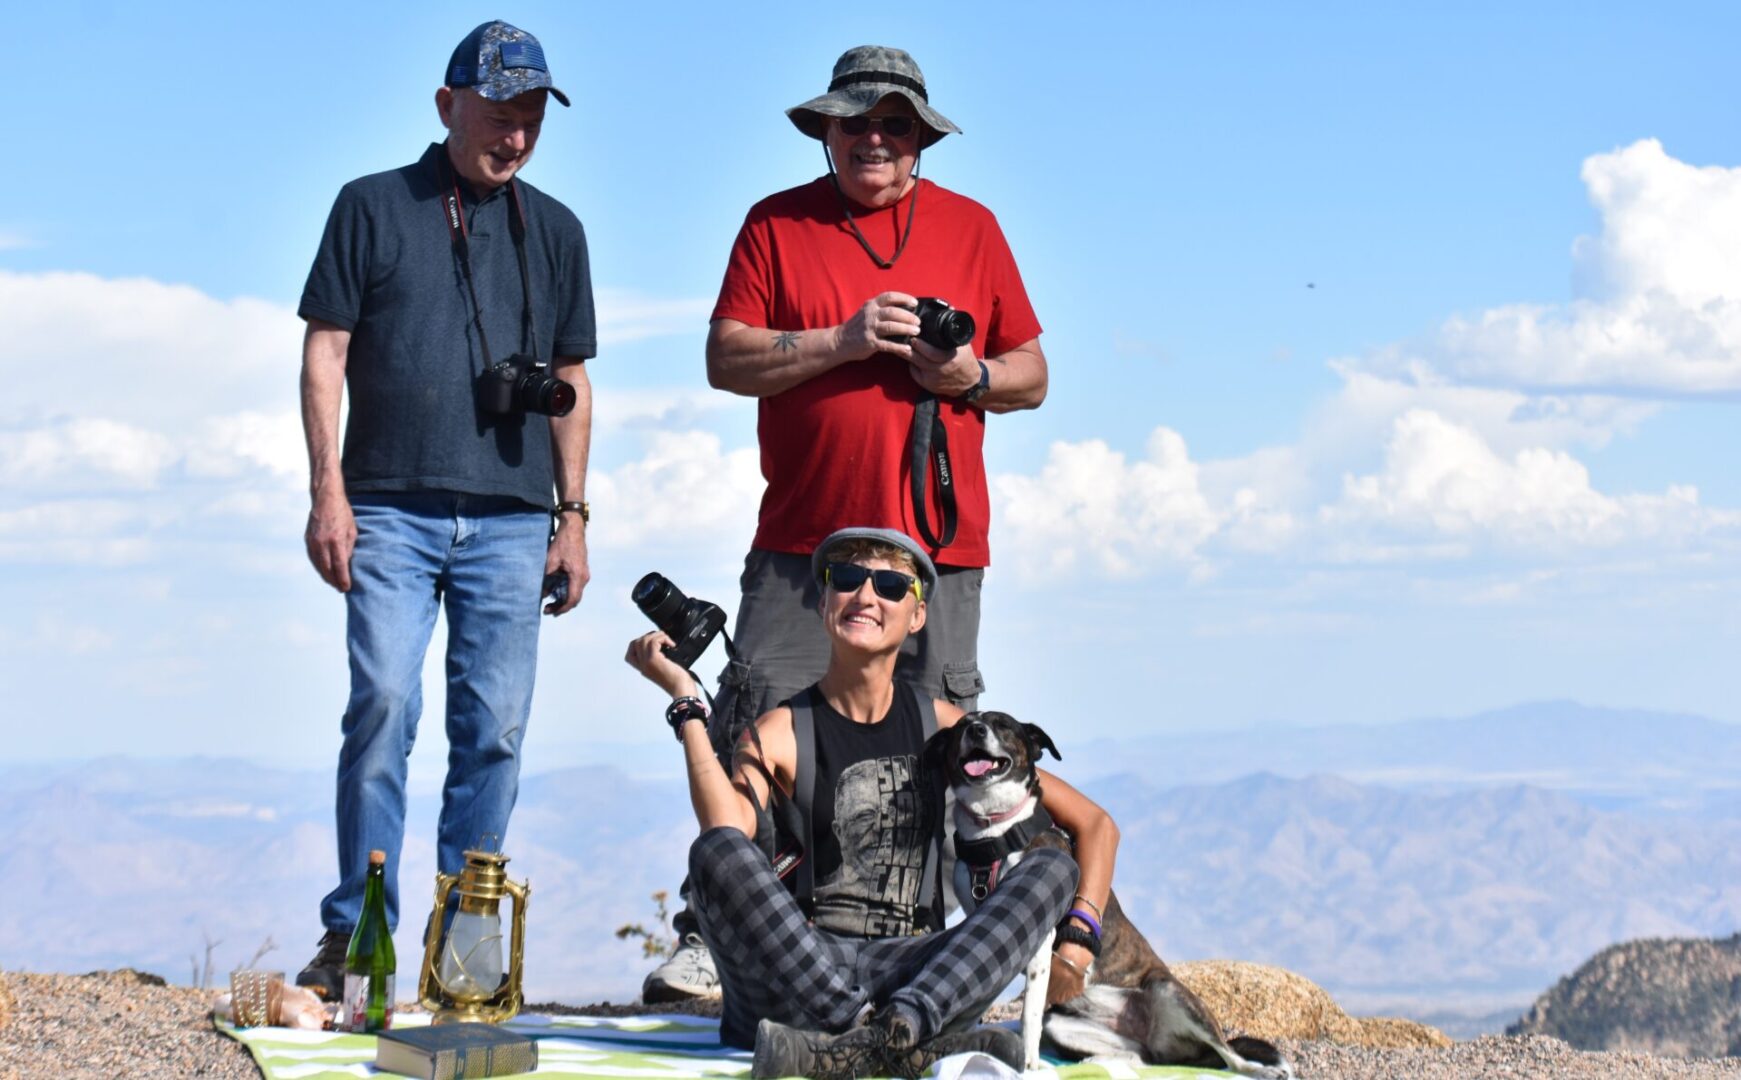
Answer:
[{"left": 218, "top": 1012, "right": 1229, "bottom": 1079}]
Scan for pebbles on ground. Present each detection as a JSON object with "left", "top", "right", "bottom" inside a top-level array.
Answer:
[
  {"left": 3, "top": 970, "right": 1739, "bottom": 1078},
  {"left": 0, "top": 969, "right": 256, "bottom": 1080}
]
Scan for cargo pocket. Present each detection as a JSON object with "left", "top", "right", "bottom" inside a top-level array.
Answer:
[
  {"left": 942, "top": 662, "right": 985, "bottom": 708},
  {"left": 712, "top": 658, "right": 761, "bottom": 757}
]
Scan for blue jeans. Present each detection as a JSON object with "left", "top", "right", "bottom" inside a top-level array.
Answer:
[{"left": 319, "top": 492, "right": 548, "bottom": 933}]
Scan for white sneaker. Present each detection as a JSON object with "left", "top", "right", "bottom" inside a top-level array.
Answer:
[{"left": 642, "top": 932, "right": 722, "bottom": 1003}]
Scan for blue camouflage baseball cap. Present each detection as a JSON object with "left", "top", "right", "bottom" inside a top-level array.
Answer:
[{"left": 446, "top": 21, "right": 570, "bottom": 107}]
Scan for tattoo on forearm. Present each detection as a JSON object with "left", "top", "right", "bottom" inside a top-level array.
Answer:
[{"left": 773, "top": 331, "right": 800, "bottom": 353}]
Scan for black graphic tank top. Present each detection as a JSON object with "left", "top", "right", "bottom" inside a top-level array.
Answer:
[{"left": 809, "top": 686, "right": 936, "bottom": 937}]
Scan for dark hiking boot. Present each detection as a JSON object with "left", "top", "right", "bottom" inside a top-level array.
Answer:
[
  {"left": 888, "top": 1025, "right": 1025, "bottom": 1077},
  {"left": 751, "top": 1018, "right": 889, "bottom": 1080},
  {"left": 752, "top": 1015, "right": 1024, "bottom": 1080},
  {"left": 294, "top": 929, "right": 349, "bottom": 1001}
]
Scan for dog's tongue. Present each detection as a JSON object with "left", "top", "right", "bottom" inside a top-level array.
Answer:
[{"left": 963, "top": 759, "right": 998, "bottom": 778}]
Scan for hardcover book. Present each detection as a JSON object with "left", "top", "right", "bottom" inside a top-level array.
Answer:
[{"left": 374, "top": 1022, "right": 538, "bottom": 1080}]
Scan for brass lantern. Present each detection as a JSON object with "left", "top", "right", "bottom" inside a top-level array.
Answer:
[{"left": 418, "top": 846, "right": 530, "bottom": 1024}]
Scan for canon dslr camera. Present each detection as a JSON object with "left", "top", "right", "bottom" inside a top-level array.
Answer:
[
  {"left": 476, "top": 354, "right": 577, "bottom": 418},
  {"left": 633, "top": 572, "right": 727, "bottom": 670},
  {"left": 909, "top": 297, "right": 976, "bottom": 350}
]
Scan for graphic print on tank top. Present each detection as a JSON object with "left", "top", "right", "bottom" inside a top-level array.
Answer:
[{"left": 811, "top": 753, "right": 932, "bottom": 937}]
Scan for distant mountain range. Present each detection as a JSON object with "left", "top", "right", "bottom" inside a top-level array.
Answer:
[
  {"left": 3, "top": 701, "right": 1738, "bottom": 1032},
  {"left": 1067, "top": 700, "right": 1741, "bottom": 814}
]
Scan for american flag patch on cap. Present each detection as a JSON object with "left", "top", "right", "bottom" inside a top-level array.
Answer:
[{"left": 499, "top": 42, "right": 547, "bottom": 71}]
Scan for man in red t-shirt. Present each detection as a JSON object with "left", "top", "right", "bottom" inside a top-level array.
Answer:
[{"left": 643, "top": 44, "right": 1048, "bottom": 1004}]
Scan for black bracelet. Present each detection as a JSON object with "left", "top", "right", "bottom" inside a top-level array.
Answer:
[
  {"left": 666, "top": 696, "right": 709, "bottom": 741},
  {"left": 1054, "top": 921, "right": 1101, "bottom": 958}
]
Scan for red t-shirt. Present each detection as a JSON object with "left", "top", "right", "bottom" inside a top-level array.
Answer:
[{"left": 712, "top": 176, "right": 1042, "bottom": 568}]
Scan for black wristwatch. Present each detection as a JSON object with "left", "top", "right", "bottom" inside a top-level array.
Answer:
[
  {"left": 961, "top": 360, "right": 990, "bottom": 404},
  {"left": 666, "top": 696, "right": 709, "bottom": 741}
]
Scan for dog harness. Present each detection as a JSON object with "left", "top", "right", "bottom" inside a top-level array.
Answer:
[{"left": 954, "top": 795, "right": 1056, "bottom": 901}]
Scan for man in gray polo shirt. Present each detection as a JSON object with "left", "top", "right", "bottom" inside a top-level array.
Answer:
[{"left": 293, "top": 20, "right": 596, "bottom": 999}]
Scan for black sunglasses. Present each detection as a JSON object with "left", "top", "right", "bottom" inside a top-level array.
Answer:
[
  {"left": 825, "top": 562, "right": 922, "bottom": 602},
  {"left": 836, "top": 115, "right": 917, "bottom": 138}
]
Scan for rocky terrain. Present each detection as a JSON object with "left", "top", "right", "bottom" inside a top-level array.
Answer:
[
  {"left": 4, "top": 965, "right": 1740, "bottom": 1079},
  {"left": 1510, "top": 932, "right": 1741, "bottom": 1058}
]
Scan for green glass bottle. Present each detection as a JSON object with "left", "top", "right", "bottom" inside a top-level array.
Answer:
[{"left": 342, "top": 849, "right": 396, "bottom": 1032}]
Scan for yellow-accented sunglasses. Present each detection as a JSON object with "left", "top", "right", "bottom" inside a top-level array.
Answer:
[{"left": 825, "top": 562, "right": 922, "bottom": 602}]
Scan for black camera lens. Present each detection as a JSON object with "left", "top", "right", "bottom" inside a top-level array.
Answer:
[
  {"left": 519, "top": 371, "right": 577, "bottom": 417},
  {"left": 913, "top": 298, "right": 977, "bottom": 350},
  {"left": 633, "top": 572, "right": 687, "bottom": 632},
  {"left": 929, "top": 308, "right": 975, "bottom": 348}
]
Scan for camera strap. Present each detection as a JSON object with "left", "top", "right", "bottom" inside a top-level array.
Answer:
[
  {"left": 908, "top": 392, "right": 958, "bottom": 550},
  {"left": 436, "top": 149, "right": 540, "bottom": 370}
]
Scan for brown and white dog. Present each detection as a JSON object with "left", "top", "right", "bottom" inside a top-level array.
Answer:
[{"left": 923, "top": 712, "right": 1293, "bottom": 1078}]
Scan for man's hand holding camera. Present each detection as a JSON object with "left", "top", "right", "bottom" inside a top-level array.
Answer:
[
  {"left": 907, "top": 336, "right": 982, "bottom": 399},
  {"left": 836, "top": 291, "right": 983, "bottom": 399},
  {"left": 836, "top": 291, "right": 922, "bottom": 362},
  {"left": 543, "top": 517, "right": 588, "bottom": 616}
]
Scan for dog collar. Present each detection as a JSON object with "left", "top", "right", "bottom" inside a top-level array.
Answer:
[
  {"left": 954, "top": 803, "right": 1055, "bottom": 869},
  {"left": 966, "top": 792, "right": 1039, "bottom": 829}
]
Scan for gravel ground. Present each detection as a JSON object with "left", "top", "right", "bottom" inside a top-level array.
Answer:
[
  {"left": 0, "top": 970, "right": 257, "bottom": 1080},
  {"left": 3, "top": 970, "right": 1739, "bottom": 1079}
]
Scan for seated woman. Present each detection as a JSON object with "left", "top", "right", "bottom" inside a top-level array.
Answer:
[{"left": 626, "top": 526, "right": 1117, "bottom": 1080}]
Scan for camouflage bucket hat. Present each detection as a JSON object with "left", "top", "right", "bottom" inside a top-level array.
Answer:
[
  {"left": 787, "top": 46, "right": 959, "bottom": 150},
  {"left": 446, "top": 20, "right": 570, "bottom": 107}
]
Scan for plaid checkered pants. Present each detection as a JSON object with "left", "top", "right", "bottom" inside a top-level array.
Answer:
[{"left": 689, "top": 826, "right": 1077, "bottom": 1049}]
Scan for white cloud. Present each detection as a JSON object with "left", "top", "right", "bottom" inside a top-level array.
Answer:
[
  {"left": 996, "top": 428, "right": 1222, "bottom": 577},
  {"left": 991, "top": 402, "right": 1740, "bottom": 582},
  {"left": 1326, "top": 409, "right": 1732, "bottom": 549},
  {"left": 590, "top": 385, "right": 754, "bottom": 436},
  {"left": 588, "top": 430, "right": 763, "bottom": 550},
  {"left": 0, "top": 498, "right": 167, "bottom": 564},
  {"left": 1357, "top": 140, "right": 1741, "bottom": 396},
  {"left": 0, "top": 418, "right": 179, "bottom": 488},
  {"left": 594, "top": 288, "right": 713, "bottom": 346},
  {"left": 0, "top": 270, "right": 301, "bottom": 430},
  {"left": 188, "top": 410, "right": 305, "bottom": 482}
]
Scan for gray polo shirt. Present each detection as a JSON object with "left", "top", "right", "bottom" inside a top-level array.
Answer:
[{"left": 300, "top": 142, "right": 596, "bottom": 509}]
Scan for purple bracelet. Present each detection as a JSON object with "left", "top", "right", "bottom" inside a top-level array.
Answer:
[{"left": 1068, "top": 907, "right": 1102, "bottom": 940}]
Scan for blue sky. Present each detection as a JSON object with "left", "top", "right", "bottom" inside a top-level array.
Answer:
[{"left": 4, "top": 2, "right": 1738, "bottom": 780}]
